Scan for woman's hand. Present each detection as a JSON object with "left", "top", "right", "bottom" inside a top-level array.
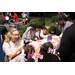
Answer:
[{"left": 18, "top": 44, "right": 25, "bottom": 52}]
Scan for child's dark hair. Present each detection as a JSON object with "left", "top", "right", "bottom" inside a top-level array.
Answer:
[
  {"left": 55, "top": 14, "right": 67, "bottom": 21},
  {"left": 40, "top": 42, "right": 53, "bottom": 54},
  {"left": 42, "top": 25, "right": 47, "bottom": 30},
  {"left": 24, "top": 45, "right": 35, "bottom": 61},
  {"left": 49, "top": 26, "right": 56, "bottom": 34},
  {"left": 30, "top": 23, "right": 42, "bottom": 30}
]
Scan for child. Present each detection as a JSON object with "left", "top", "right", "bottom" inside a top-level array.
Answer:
[
  {"left": 35, "top": 25, "right": 47, "bottom": 40},
  {"left": 40, "top": 26, "right": 47, "bottom": 37},
  {"left": 22, "top": 23, "right": 42, "bottom": 46},
  {"left": 15, "top": 45, "right": 35, "bottom": 62},
  {"left": 38, "top": 42, "right": 60, "bottom": 62},
  {"left": 49, "top": 26, "right": 61, "bottom": 36}
]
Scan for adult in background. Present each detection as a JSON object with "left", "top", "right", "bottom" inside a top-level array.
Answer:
[
  {"left": 21, "top": 12, "right": 29, "bottom": 25},
  {"left": 5, "top": 12, "right": 9, "bottom": 23},
  {"left": 26, "top": 12, "right": 30, "bottom": 23},
  {"left": 11, "top": 12, "right": 19, "bottom": 30},
  {"left": 1, "top": 12, "right": 5, "bottom": 20},
  {"left": 0, "top": 12, "right": 4, "bottom": 25}
]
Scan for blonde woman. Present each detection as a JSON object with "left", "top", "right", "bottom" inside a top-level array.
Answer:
[{"left": 3, "top": 28, "right": 24, "bottom": 61}]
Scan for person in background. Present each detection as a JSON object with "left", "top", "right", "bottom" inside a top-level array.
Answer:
[
  {"left": 61, "top": 12, "right": 70, "bottom": 18},
  {"left": 58, "top": 12, "right": 61, "bottom": 14},
  {"left": 0, "top": 12, "right": 4, "bottom": 25},
  {"left": 1, "top": 12, "right": 5, "bottom": 20},
  {"left": 5, "top": 12, "right": 7, "bottom": 16},
  {"left": 21, "top": 12, "right": 29, "bottom": 25},
  {"left": 3, "top": 28, "right": 24, "bottom": 61},
  {"left": 11, "top": 12, "right": 19, "bottom": 30},
  {"left": 8, "top": 12, "right": 12, "bottom": 24},
  {"left": 26, "top": 12, "right": 30, "bottom": 23},
  {"left": 5, "top": 12, "right": 9, "bottom": 23}
]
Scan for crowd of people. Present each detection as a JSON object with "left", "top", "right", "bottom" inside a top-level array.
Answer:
[
  {"left": 0, "top": 12, "right": 30, "bottom": 30},
  {"left": 0, "top": 12, "right": 75, "bottom": 62}
]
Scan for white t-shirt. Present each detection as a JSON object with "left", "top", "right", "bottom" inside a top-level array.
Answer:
[
  {"left": 22, "top": 13, "right": 27, "bottom": 18},
  {"left": 3, "top": 41, "right": 20, "bottom": 55},
  {"left": 40, "top": 30, "right": 47, "bottom": 38}
]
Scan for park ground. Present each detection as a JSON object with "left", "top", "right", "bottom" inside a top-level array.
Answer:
[{"left": 19, "top": 16, "right": 58, "bottom": 37}]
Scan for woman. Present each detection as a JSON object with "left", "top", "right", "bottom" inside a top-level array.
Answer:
[
  {"left": 22, "top": 23, "right": 42, "bottom": 46},
  {"left": 3, "top": 28, "right": 24, "bottom": 61},
  {"left": 21, "top": 12, "right": 29, "bottom": 25}
]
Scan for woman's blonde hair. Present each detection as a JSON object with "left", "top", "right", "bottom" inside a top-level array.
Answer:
[{"left": 4, "top": 28, "right": 21, "bottom": 45}]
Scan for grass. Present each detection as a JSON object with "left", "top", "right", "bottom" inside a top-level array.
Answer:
[
  {"left": 19, "top": 18, "right": 58, "bottom": 36},
  {"left": 6, "top": 14, "right": 58, "bottom": 37}
]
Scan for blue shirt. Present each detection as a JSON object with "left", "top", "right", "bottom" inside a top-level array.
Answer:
[{"left": 0, "top": 32, "right": 4, "bottom": 62}]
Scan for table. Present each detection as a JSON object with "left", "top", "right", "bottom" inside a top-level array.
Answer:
[
  {"left": 11, "top": 35, "right": 60, "bottom": 62},
  {"left": 29, "top": 35, "right": 60, "bottom": 62}
]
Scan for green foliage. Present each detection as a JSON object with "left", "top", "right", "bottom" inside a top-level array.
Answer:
[
  {"left": 19, "top": 24, "right": 29, "bottom": 37},
  {"left": 50, "top": 16, "right": 57, "bottom": 23}
]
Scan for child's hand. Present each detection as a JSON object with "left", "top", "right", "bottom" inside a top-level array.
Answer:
[{"left": 36, "top": 40, "right": 41, "bottom": 42}]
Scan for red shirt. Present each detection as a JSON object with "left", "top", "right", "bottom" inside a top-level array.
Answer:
[
  {"left": 12, "top": 13, "right": 19, "bottom": 22},
  {"left": 2, "top": 16, "right": 5, "bottom": 20}
]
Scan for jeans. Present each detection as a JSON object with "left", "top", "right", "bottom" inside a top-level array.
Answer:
[{"left": 15, "top": 21, "right": 19, "bottom": 31}]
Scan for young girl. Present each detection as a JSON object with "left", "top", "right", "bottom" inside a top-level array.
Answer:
[
  {"left": 22, "top": 23, "right": 42, "bottom": 46},
  {"left": 40, "top": 25, "right": 47, "bottom": 38},
  {"left": 35, "top": 25, "right": 47, "bottom": 40},
  {"left": 38, "top": 42, "right": 60, "bottom": 62},
  {"left": 15, "top": 45, "right": 35, "bottom": 62},
  {"left": 3, "top": 28, "right": 24, "bottom": 61}
]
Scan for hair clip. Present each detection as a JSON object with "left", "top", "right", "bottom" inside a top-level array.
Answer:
[
  {"left": 41, "top": 45, "right": 44, "bottom": 49},
  {"left": 38, "top": 53, "right": 43, "bottom": 60},
  {"left": 47, "top": 47, "right": 54, "bottom": 54},
  {"left": 26, "top": 44, "right": 35, "bottom": 49}
]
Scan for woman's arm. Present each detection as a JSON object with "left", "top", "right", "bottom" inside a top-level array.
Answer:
[{"left": 8, "top": 44, "right": 24, "bottom": 61}]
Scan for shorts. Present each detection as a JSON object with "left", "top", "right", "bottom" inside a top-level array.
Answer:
[{"left": 22, "top": 17, "right": 26, "bottom": 19}]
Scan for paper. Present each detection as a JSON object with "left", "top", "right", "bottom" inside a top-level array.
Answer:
[{"left": 39, "top": 38, "right": 47, "bottom": 45}]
